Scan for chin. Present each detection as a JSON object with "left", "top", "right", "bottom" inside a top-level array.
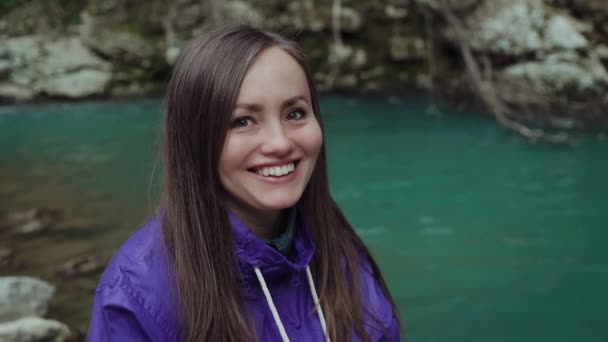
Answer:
[{"left": 256, "top": 194, "right": 302, "bottom": 211}]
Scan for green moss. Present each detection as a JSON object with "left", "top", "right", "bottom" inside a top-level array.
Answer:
[
  {"left": 1, "top": 0, "right": 85, "bottom": 26},
  {"left": 0, "top": 0, "right": 27, "bottom": 15}
]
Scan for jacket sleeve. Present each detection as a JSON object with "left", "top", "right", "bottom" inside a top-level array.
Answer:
[
  {"left": 88, "top": 280, "right": 173, "bottom": 342},
  {"left": 382, "top": 314, "right": 401, "bottom": 342}
]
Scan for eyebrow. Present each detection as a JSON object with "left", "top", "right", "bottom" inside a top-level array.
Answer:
[{"left": 234, "top": 95, "right": 309, "bottom": 112}]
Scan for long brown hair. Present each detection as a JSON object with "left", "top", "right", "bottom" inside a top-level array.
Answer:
[{"left": 161, "top": 25, "right": 401, "bottom": 341}]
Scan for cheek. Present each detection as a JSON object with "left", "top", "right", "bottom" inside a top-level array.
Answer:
[
  {"left": 305, "top": 123, "right": 323, "bottom": 158},
  {"left": 218, "top": 137, "right": 243, "bottom": 177}
]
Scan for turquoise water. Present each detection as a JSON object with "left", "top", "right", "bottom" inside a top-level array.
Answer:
[{"left": 1, "top": 97, "right": 607, "bottom": 341}]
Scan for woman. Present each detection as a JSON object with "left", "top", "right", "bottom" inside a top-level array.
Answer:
[{"left": 89, "top": 26, "right": 401, "bottom": 341}]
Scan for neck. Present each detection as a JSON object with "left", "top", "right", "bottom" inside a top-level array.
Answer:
[{"left": 226, "top": 202, "right": 287, "bottom": 239}]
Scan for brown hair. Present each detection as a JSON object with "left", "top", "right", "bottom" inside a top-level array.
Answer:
[{"left": 161, "top": 25, "right": 401, "bottom": 341}]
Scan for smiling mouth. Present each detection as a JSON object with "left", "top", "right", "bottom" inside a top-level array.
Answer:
[{"left": 248, "top": 160, "right": 300, "bottom": 177}]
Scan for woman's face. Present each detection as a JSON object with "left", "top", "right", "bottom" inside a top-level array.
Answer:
[{"left": 218, "top": 47, "right": 323, "bottom": 221}]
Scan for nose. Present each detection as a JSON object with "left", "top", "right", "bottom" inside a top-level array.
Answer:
[{"left": 259, "top": 122, "right": 293, "bottom": 156}]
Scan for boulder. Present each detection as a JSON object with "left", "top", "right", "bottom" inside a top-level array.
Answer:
[
  {"left": 40, "top": 69, "right": 112, "bottom": 98},
  {"left": 0, "top": 276, "right": 54, "bottom": 323},
  {"left": 0, "top": 35, "right": 111, "bottom": 100},
  {"left": 0, "top": 316, "right": 71, "bottom": 342},
  {"left": 0, "top": 83, "right": 35, "bottom": 101},
  {"left": 9, "top": 208, "right": 60, "bottom": 236},
  {"left": 442, "top": 0, "right": 589, "bottom": 56},
  {"left": 498, "top": 50, "right": 608, "bottom": 96},
  {"left": 56, "top": 254, "right": 108, "bottom": 278}
]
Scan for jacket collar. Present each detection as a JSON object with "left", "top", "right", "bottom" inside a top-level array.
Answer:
[{"left": 228, "top": 207, "right": 316, "bottom": 284}]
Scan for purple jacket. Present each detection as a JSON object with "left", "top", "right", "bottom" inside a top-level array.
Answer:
[{"left": 89, "top": 211, "right": 400, "bottom": 341}]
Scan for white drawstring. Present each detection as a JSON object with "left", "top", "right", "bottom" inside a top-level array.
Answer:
[
  {"left": 254, "top": 266, "right": 331, "bottom": 342},
  {"left": 254, "top": 267, "right": 290, "bottom": 342},
  {"left": 305, "top": 266, "right": 330, "bottom": 342}
]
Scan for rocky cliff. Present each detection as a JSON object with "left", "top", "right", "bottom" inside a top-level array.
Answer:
[{"left": 1, "top": 0, "right": 607, "bottom": 128}]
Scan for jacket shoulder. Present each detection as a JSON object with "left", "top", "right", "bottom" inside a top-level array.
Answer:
[
  {"left": 357, "top": 255, "right": 402, "bottom": 341},
  {"left": 90, "top": 216, "right": 179, "bottom": 340}
]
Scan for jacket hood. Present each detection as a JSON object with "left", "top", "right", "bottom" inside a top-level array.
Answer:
[{"left": 228, "top": 207, "right": 316, "bottom": 285}]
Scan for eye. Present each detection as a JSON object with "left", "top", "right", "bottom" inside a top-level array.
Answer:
[
  {"left": 231, "top": 116, "right": 255, "bottom": 128},
  {"left": 286, "top": 109, "right": 306, "bottom": 121}
]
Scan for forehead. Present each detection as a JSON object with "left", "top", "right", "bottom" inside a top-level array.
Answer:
[{"left": 236, "top": 47, "right": 311, "bottom": 104}]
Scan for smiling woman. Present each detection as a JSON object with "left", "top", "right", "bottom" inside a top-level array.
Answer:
[
  {"left": 88, "top": 26, "right": 401, "bottom": 341},
  {"left": 220, "top": 47, "right": 323, "bottom": 239}
]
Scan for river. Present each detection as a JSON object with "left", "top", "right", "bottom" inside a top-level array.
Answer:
[{"left": 1, "top": 96, "right": 607, "bottom": 341}]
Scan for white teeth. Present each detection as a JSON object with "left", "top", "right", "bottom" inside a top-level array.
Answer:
[{"left": 256, "top": 163, "right": 295, "bottom": 177}]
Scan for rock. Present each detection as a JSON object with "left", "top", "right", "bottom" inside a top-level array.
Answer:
[
  {"left": 41, "top": 69, "right": 112, "bottom": 98},
  {"left": 596, "top": 44, "right": 608, "bottom": 60},
  {"left": 224, "top": 1, "right": 264, "bottom": 27},
  {"left": 0, "top": 83, "right": 35, "bottom": 101},
  {"left": 389, "top": 35, "right": 426, "bottom": 61},
  {"left": 8, "top": 208, "right": 59, "bottom": 224},
  {"left": 79, "top": 13, "right": 158, "bottom": 66},
  {"left": 10, "top": 208, "right": 60, "bottom": 236},
  {"left": 498, "top": 50, "right": 608, "bottom": 97},
  {"left": 0, "top": 35, "right": 111, "bottom": 100},
  {"left": 545, "top": 15, "right": 588, "bottom": 50},
  {"left": 443, "top": 0, "right": 589, "bottom": 56},
  {"left": 16, "top": 219, "right": 50, "bottom": 235},
  {"left": 0, "top": 36, "right": 43, "bottom": 72},
  {"left": 0, "top": 316, "right": 71, "bottom": 342},
  {"left": 37, "top": 37, "right": 111, "bottom": 76},
  {"left": 0, "top": 276, "right": 54, "bottom": 323},
  {"left": 56, "top": 254, "right": 108, "bottom": 278}
]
